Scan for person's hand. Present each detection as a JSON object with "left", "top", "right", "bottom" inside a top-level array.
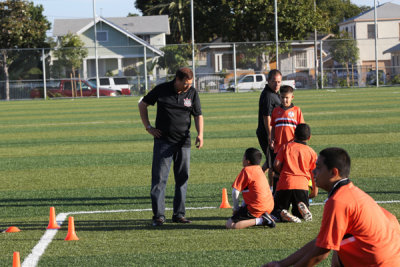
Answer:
[
  {"left": 269, "top": 139, "right": 275, "bottom": 150},
  {"left": 262, "top": 261, "right": 281, "bottom": 267},
  {"left": 195, "top": 135, "right": 203, "bottom": 149},
  {"left": 146, "top": 126, "right": 162, "bottom": 138}
]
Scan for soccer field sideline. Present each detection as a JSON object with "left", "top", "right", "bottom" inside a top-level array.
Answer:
[{"left": 22, "top": 200, "right": 400, "bottom": 267}]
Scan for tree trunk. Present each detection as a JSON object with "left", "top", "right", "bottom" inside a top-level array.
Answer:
[
  {"left": 1, "top": 50, "right": 10, "bottom": 101},
  {"left": 346, "top": 64, "right": 350, "bottom": 87}
]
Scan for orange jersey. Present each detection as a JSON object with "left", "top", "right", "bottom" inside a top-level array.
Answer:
[
  {"left": 271, "top": 105, "right": 304, "bottom": 153},
  {"left": 232, "top": 165, "right": 274, "bottom": 217},
  {"left": 275, "top": 141, "right": 317, "bottom": 191},
  {"left": 316, "top": 182, "right": 400, "bottom": 266}
]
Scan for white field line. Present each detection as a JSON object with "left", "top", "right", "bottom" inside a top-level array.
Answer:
[{"left": 21, "top": 201, "right": 400, "bottom": 267}]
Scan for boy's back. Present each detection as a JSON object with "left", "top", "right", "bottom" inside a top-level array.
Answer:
[
  {"left": 271, "top": 104, "right": 304, "bottom": 154},
  {"left": 232, "top": 165, "right": 274, "bottom": 217},
  {"left": 275, "top": 141, "right": 317, "bottom": 192}
]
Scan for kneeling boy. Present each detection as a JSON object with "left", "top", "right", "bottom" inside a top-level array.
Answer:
[
  {"left": 226, "top": 148, "right": 275, "bottom": 229},
  {"left": 271, "top": 123, "right": 318, "bottom": 223}
]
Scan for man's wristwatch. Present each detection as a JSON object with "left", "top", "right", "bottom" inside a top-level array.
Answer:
[{"left": 146, "top": 125, "right": 152, "bottom": 130}]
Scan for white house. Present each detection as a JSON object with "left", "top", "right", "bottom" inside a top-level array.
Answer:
[
  {"left": 338, "top": 2, "right": 400, "bottom": 75},
  {"left": 52, "top": 15, "right": 170, "bottom": 78}
]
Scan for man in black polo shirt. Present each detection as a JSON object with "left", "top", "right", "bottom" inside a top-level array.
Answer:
[
  {"left": 138, "top": 67, "right": 204, "bottom": 226},
  {"left": 256, "top": 69, "right": 282, "bottom": 191}
]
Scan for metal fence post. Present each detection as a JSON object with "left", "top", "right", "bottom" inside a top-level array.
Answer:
[
  {"left": 320, "top": 40, "right": 323, "bottom": 89},
  {"left": 233, "top": 43, "right": 237, "bottom": 93},
  {"left": 42, "top": 48, "right": 47, "bottom": 100},
  {"left": 144, "top": 46, "right": 148, "bottom": 93}
]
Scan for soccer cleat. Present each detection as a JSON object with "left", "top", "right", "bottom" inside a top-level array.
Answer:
[
  {"left": 262, "top": 212, "right": 276, "bottom": 228},
  {"left": 298, "top": 202, "right": 312, "bottom": 221},
  {"left": 280, "top": 209, "right": 301, "bottom": 223}
]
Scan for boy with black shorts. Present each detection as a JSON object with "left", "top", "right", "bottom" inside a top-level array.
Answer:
[
  {"left": 271, "top": 123, "right": 317, "bottom": 223},
  {"left": 270, "top": 85, "right": 304, "bottom": 193},
  {"left": 226, "top": 148, "right": 275, "bottom": 229}
]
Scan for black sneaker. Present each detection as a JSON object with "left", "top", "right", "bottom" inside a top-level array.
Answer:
[
  {"left": 262, "top": 212, "right": 276, "bottom": 228},
  {"left": 152, "top": 217, "right": 165, "bottom": 226}
]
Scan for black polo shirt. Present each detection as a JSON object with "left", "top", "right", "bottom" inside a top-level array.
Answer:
[
  {"left": 257, "top": 85, "right": 281, "bottom": 136},
  {"left": 142, "top": 80, "right": 202, "bottom": 147}
]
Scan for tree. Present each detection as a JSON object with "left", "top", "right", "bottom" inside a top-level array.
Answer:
[
  {"left": 156, "top": 44, "right": 191, "bottom": 76},
  {"left": 52, "top": 33, "right": 88, "bottom": 79},
  {"left": 0, "top": 0, "right": 50, "bottom": 100},
  {"left": 318, "top": 0, "right": 370, "bottom": 34},
  {"left": 135, "top": 0, "right": 330, "bottom": 43},
  {"left": 329, "top": 32, "right": 359, "bottom": 87}
]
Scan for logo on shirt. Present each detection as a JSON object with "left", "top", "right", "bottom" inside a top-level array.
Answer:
[
  {"left": 183, "top": 98, "right": 192, "bottom": 107},
  {"left": 288, "top": 111, "right": 294, "bottom": 118}
]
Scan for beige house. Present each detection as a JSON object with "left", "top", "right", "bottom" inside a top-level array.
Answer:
[{"left": 338, "top": 2, "right": 400, "bottom": 75}]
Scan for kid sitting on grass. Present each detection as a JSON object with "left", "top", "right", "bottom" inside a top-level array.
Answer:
[
  {"left": 270, "top": 85, "right": 304, "bottom": 193},
  {"left": 271, "top": 123, "right": 318, "bottom": 223},
  {"left": 226, "top": 148, "right": 275, "bottom": 229}
]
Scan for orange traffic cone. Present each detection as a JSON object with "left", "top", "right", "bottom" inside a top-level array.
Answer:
[
  {"left": 47, "top": 207, "right": 60, "bottom": 229},
  {"left": 219, "top": 188, "right": 232, "bottom": 208},
  {"left": 5, "top": 226, "right": 21, "bottom": 233},
  {"left": 65, "top": 216, "right": 79, "bottom": 241},
  {"left": 13, "top": 252, "right": 20, "bottom": 267}
]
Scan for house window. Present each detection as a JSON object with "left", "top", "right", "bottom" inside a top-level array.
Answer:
[
  {"left": 138, "top": 35, "right": 150, "bottom": 43},
  {"left": 97, "top": 31, "right": 108, "bottom": 42},
  {"left": 353, "top": 25, "right": 356, "bottom": 39},
  {"left": 367, "top": 24, "right": 377, "bottom": 39},
  {"left": 295, "top": 51, "right": 307, "bottom": 68}
]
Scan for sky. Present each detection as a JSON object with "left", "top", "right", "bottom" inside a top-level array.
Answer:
[{"left": 32, "top": 0, "right": 399, "bottom": 36}]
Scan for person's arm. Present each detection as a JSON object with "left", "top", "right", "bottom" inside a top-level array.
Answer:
[
  {"left": 309, "top": 176, "right": 318, "bottom": 199},
  {"left": 194, "top": 115, "right": 204, "bottom": 149},
  {"left": 138, "top": 100, "right": 162, "bottom": 138},
  {"left": 263, "top": 239, "right": 331, "bottom": 267},
  {"left": 273, "top": 158, "right": 283, "bottom": 174},
  {"left": 232, "top": 188, "right": 240, "bottom": 212}
]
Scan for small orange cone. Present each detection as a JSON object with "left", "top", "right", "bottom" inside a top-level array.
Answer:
[
  {"left": 65, "top": 216, "right": 79, "bottom": 241},
  {"left": 47, "top": 207, "right": 60, "bottom": 229},
  {"left": 219, "top": 188, "right": 232, "bottom": 208},
  {"left": 5, "top": 226, "right": 21, "bottom": 233},
  {"left": 13, "top": 252, "right": 20, "bottom": 267}
]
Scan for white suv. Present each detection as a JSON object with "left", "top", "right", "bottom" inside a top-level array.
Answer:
[{"left": 88, "top": 77, "right": 131, "bottom": 95}]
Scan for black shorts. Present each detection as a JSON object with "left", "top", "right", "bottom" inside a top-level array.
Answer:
[
  {"left": 272, "top": 189, "right": 309, "bottom": 219},
  {"left": 256, "top": 130, "right": 275, "bottom": 169},
  {"left": 231, "top": 206, "right": 257, "bottom": 223}
]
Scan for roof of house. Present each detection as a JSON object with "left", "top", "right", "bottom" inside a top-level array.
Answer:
[
  {"left": 383, "top": 43, "right": 400, "bottom": 54},
  {"left": 339, "top": 3, "right": 400, "bottom": 25},
  {"left": 53, "top": 15, "right": 170, "bottom": 36}
]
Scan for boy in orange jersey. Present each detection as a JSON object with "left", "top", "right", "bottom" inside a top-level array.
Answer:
[
  {"left": 226, "top": 148, "right": 275, "bottom": 229},
  {"left": 270, "top": 85, "right": 304, "bottom": 193},
  {"left": 264, "top": 147, "right": 400, "bottom": 267},
  {"left": 271, "top": 123, "right": 317, "bottom": 223}
]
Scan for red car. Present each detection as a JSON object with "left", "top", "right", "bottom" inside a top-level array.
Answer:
[{"left": 30, "top": 79, "right": 118, "bottom": 98}]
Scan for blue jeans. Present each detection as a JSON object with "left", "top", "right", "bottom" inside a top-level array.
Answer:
[{"left": 151, "top": 138, "right": 190, "bottom": 220}]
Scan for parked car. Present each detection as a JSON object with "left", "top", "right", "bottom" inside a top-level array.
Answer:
[
  {"left": 30, "top": 79, "right": 118, "bottom": 98},
  {"left": 88, "top": 77, "right": 131, "bottom": 95},
  {"left": 229, "top": 74, "right": 296, "bottom": 91}
]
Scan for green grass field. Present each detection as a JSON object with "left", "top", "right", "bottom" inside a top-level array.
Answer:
[{"left": 1, "top": 87, "right": 400, "bottom": 266}]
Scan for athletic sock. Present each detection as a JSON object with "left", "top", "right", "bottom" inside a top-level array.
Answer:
[{"left": 255, "top": 217, "right": 263, "bottom": 225}]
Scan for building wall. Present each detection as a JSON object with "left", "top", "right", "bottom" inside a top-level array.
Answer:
[{"left": 340, "top": 20, "right": 400, "bottom": 62}]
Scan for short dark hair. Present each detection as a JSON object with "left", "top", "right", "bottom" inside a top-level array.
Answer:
[
  {"left": 280, "top": 85, "right": 294, "bottom": 95},
  {"left": 244, "top": 147, "right": 262, "bottom": 165},
  {"left": 267, "top": 69, "right": 282, "bottom": 81},
  {"left": 176, "top": 67, "right": 193, "bottom": 80},
  {"left": 295, "top": 123, "right": 311, "bottom": 141},
  {"left": 319, "top": 147, "right": 351, "bottom": 178}
]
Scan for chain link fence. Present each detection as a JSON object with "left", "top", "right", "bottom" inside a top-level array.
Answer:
[{"left": 1, "top": 37, "right": 400, "bottom": 100}]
